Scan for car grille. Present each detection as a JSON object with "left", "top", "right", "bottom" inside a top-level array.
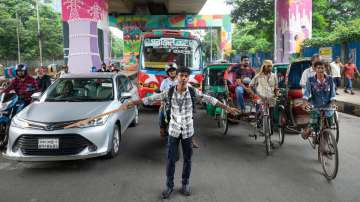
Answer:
[
  {"left": 26, "top": 120, "right": 81, "bottom": 131},
  {"left": 14, "top": 134, "right": 94, "bottom": 156}
]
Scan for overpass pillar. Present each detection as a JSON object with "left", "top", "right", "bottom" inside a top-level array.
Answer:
[
  {"left": 274, "top": 0, "right": 312, "bottom": 63},
  {"left": 61, "top": 0, "right": 109, "bottom": 73}
]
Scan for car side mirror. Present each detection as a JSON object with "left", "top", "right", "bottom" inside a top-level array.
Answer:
[
  {"left": 120, "top": 92, "right": 132, "bottom": 100},
  {"left": 31, "top": 92, "right": 42, "bottom": 101}
]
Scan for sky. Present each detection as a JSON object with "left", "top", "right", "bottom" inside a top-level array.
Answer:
[{"left": 199, "top": 0, "right": 233, "bottom": 15}]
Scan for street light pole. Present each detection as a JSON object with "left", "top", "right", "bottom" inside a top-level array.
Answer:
[
  {"left": 16, "top": 11, "right": 21, "bottom": 64},
  {"left": 35, "top": 0, "right": 43, "bottom": 66},
  {"left": 210, "top": 27, "right": 213, "bottom": 63}
]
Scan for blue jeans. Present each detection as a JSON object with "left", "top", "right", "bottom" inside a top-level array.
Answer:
[
  {"left": 346, "top": 78, "right": 353, "bottom": 91},
  {"left": 235, "top": 86, "right": 245, "bottom": 111},
  {"left": 166, "top": 135, "right": 193, "bottom": 189}
]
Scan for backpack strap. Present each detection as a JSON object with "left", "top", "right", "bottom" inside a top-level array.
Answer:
[{"left": 188, "top": 86, "right": 197, "bottom": 113}]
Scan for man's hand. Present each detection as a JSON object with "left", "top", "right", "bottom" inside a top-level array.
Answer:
[
  {"left": 302, "top": 100, "right": 311, "bottom": 111},
  {"left": 124, "top": 99, "right": 142, "bottom": 109},
  {"left": 226, "top": 106, "right": 241, "bottom": 115},
  {"left": 330, "top": 100, "right": 337, "bottom": 109}
]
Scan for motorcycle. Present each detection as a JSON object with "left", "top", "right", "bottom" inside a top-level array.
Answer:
[{"left": 0, "top": 92, "right": 26, "bottom": 149}]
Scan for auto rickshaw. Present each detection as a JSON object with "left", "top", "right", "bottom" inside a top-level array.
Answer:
[{"left": 202, "top": 63, "right": 231, "bottom": 135}]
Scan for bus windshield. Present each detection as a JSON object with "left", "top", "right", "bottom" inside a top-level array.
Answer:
[{"left": 141, "top": 37, "right": 201, "bottom": 70}]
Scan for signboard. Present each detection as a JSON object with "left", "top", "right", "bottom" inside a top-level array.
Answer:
[
  {"left": 319, "top": 47, "right": 333, "bottom": 62},
  {"left": 144, "top": 38, "right": 197, "bottom": 49}
]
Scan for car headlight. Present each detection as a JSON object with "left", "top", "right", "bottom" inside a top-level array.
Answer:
[
  {"left": 77, "top": 115, "right": 109, "bottom": 128},
  {"left": 11, "top": 117, "right": 30, "bottom": 129}
]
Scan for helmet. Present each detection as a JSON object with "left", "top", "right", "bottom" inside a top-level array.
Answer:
[
  {"left": 165, "top": 63, "right": 177, "bottom": 74},
  {"left": 16, "top": 64, "right": 28, "bottom": 76}
]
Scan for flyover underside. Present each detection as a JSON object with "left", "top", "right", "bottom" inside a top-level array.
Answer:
[
  {"left": 108, "top": 0, "right": 207, "bottom": 15},
  {"left": 109, "top": 15, "right": 232, "bottom": 66}
]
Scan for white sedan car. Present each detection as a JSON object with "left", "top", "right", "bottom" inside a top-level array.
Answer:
[{"left": 3, "top": 72, "right": 139, "bottom": 161}]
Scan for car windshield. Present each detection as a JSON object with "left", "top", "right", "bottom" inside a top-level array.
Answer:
[
  {"left": 141, "top": 37, "right": 201, "bottom": 70},
  {"left": 45, "top": 78, "right": 114, "bottom": 102}
]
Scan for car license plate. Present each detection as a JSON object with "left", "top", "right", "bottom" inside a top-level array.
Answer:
[{"left": 38, "top": 138, "right": 59, "bottom": 149}]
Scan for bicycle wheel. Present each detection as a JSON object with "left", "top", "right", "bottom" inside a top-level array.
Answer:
[
  {"left": 277, "top": 110, "right": 286, "bottom": 146},
  {"left": 319, "top": 129, "right": 339, "bottom": 180},
  {"left": 333, "top": 111, "right": 339, "bottom": 143},
  {"left": 263, "top": 115, "right": 271, "bottom": 156}
]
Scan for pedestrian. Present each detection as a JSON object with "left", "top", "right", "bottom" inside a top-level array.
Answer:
[
  {"left": 300, "top": 53, "right": 321, "bottom": 87},
  {"left": 57, "top": 64, "right": 69, "bottom": 78},
  {"left": 329, "top": 56, "right": 343, "bottom": 95},
  {"left": 124, "top": 67, "right": 240, "bottom": 199},
  {"left": 98, "top": 63, "right": 109, "bottom": 72},
  {"left": 343, "top": 58, "right": 360, "bottom": 95},
  {"left": 36, "top": 66, "right": 52, "bottom": 93}
]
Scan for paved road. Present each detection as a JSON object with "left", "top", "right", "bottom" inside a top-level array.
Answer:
[{"left": 0, "top": 109, "right": 360, "bottom": 202}]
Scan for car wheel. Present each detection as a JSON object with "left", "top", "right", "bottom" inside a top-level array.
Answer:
[
  {"left": 105, "top": 124, "right": 121, "bottom": 159},
  {"left": 130, "top": 106, "right": 139, "bottom": 127}
]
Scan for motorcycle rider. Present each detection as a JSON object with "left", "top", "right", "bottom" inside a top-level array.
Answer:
[{"left": 2, "top": 64, "right": 40, "bottom": 106}]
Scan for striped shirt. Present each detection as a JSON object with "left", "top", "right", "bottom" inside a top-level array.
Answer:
[{"left": 143, "top": 86, "right": 219, "bottom": 139}]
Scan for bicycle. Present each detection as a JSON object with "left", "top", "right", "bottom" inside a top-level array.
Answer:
[{"left": 306, "top": 106, "right": 339, "bottom": 180}]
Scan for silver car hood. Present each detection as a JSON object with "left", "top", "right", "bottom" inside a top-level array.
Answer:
[{"left": 18, "top": 102, "right": 114, "bottom": 123}]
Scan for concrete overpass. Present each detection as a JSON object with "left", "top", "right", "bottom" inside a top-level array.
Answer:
[
  {"left": 62, "top": 0, "right": 209, "bottom": 73},
  {"left": 109, "top": 0, "right": 207, "bottom": 15}
]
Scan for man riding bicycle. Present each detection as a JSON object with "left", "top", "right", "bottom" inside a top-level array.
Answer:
[
  {"left": 302, "top": 61, "right": 336, "bottom": 139},
  {"left": 249, "top": 60, "right": 279, "bottom": 127},
  {"left": 2, "top": 64, "right": 40, "bottom": 106}
]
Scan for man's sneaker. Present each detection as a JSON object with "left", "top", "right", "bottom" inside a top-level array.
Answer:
[
  {"left": 344, "top": 89, "right": 349, "bottom": 93},
  {"left": 161, "top": 188, "right": 173, "bottom": 199},
  {"left": 336, "top": 92, "right": 340, "bottom": 95},
  {"left": 180, "top": 185, "right": 191, "bottom": 196},
  {"left": 351, "top": 91, "right": 355, "bottom": 95}
]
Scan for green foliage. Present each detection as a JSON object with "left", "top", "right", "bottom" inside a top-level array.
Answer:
[
  {"left": 303, "top": 18, "right": 360, "bottom": 47},
  {"left": 226, "top": 0, "right": 273, "bottom": 54},
  {"left": 111, "top": 35, "right": 124, "bottom": 59},
  {"left": 0, "top": 0, "right": 63, "bottom": 62},
  {"left": 202, "top": 29, "right": 220, "bottom": 61}
]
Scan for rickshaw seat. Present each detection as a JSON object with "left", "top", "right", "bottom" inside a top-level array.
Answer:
[{"left": 288, "top": 88, "right": 303, "bottom": 99}]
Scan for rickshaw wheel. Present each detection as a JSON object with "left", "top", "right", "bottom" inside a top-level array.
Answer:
[
  {"left": 277, "top": 110, "right": 286, "bottom": 145},
  {"left": 218, "top": 99, "right": 229, "bottom": 135}
]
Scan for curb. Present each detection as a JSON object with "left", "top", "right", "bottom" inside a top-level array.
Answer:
[{"left": 335, "top": 100, "right": 360, "bottom": 117}]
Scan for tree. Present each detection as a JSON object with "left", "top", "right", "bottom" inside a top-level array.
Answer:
[
  {"left": 111, "top": 35, "right": 124, "bottom": 59},
  {"left": 0, "top": 0, "right": 63, "bottom": 63},
  {"left": 202, "top": 29, "right": 220, "bottom": 62},
  {"left": 226, "top": 0, "right": 273, "bottom": 54}
]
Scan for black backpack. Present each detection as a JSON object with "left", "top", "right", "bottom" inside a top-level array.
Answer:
[{"left": 164, "top": 86, "right": 196, "bottom": 123}]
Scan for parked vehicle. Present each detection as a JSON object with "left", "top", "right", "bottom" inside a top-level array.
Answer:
[{"left": 3, "top": 72, "right": 139, "bottom": 161}]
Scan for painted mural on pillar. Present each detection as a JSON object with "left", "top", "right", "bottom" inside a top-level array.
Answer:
[
  {"left": 62, "top": 0, "right": 109, "bottom": 73},
  {"left": 62, "top": 0, "right": 107, "bottom": 21},
  {"left": 275, "top": 0, "right": 312, "bottom": 63},
  {"left": 109, "top": 15, "right": 232, "bottom": 65}
]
